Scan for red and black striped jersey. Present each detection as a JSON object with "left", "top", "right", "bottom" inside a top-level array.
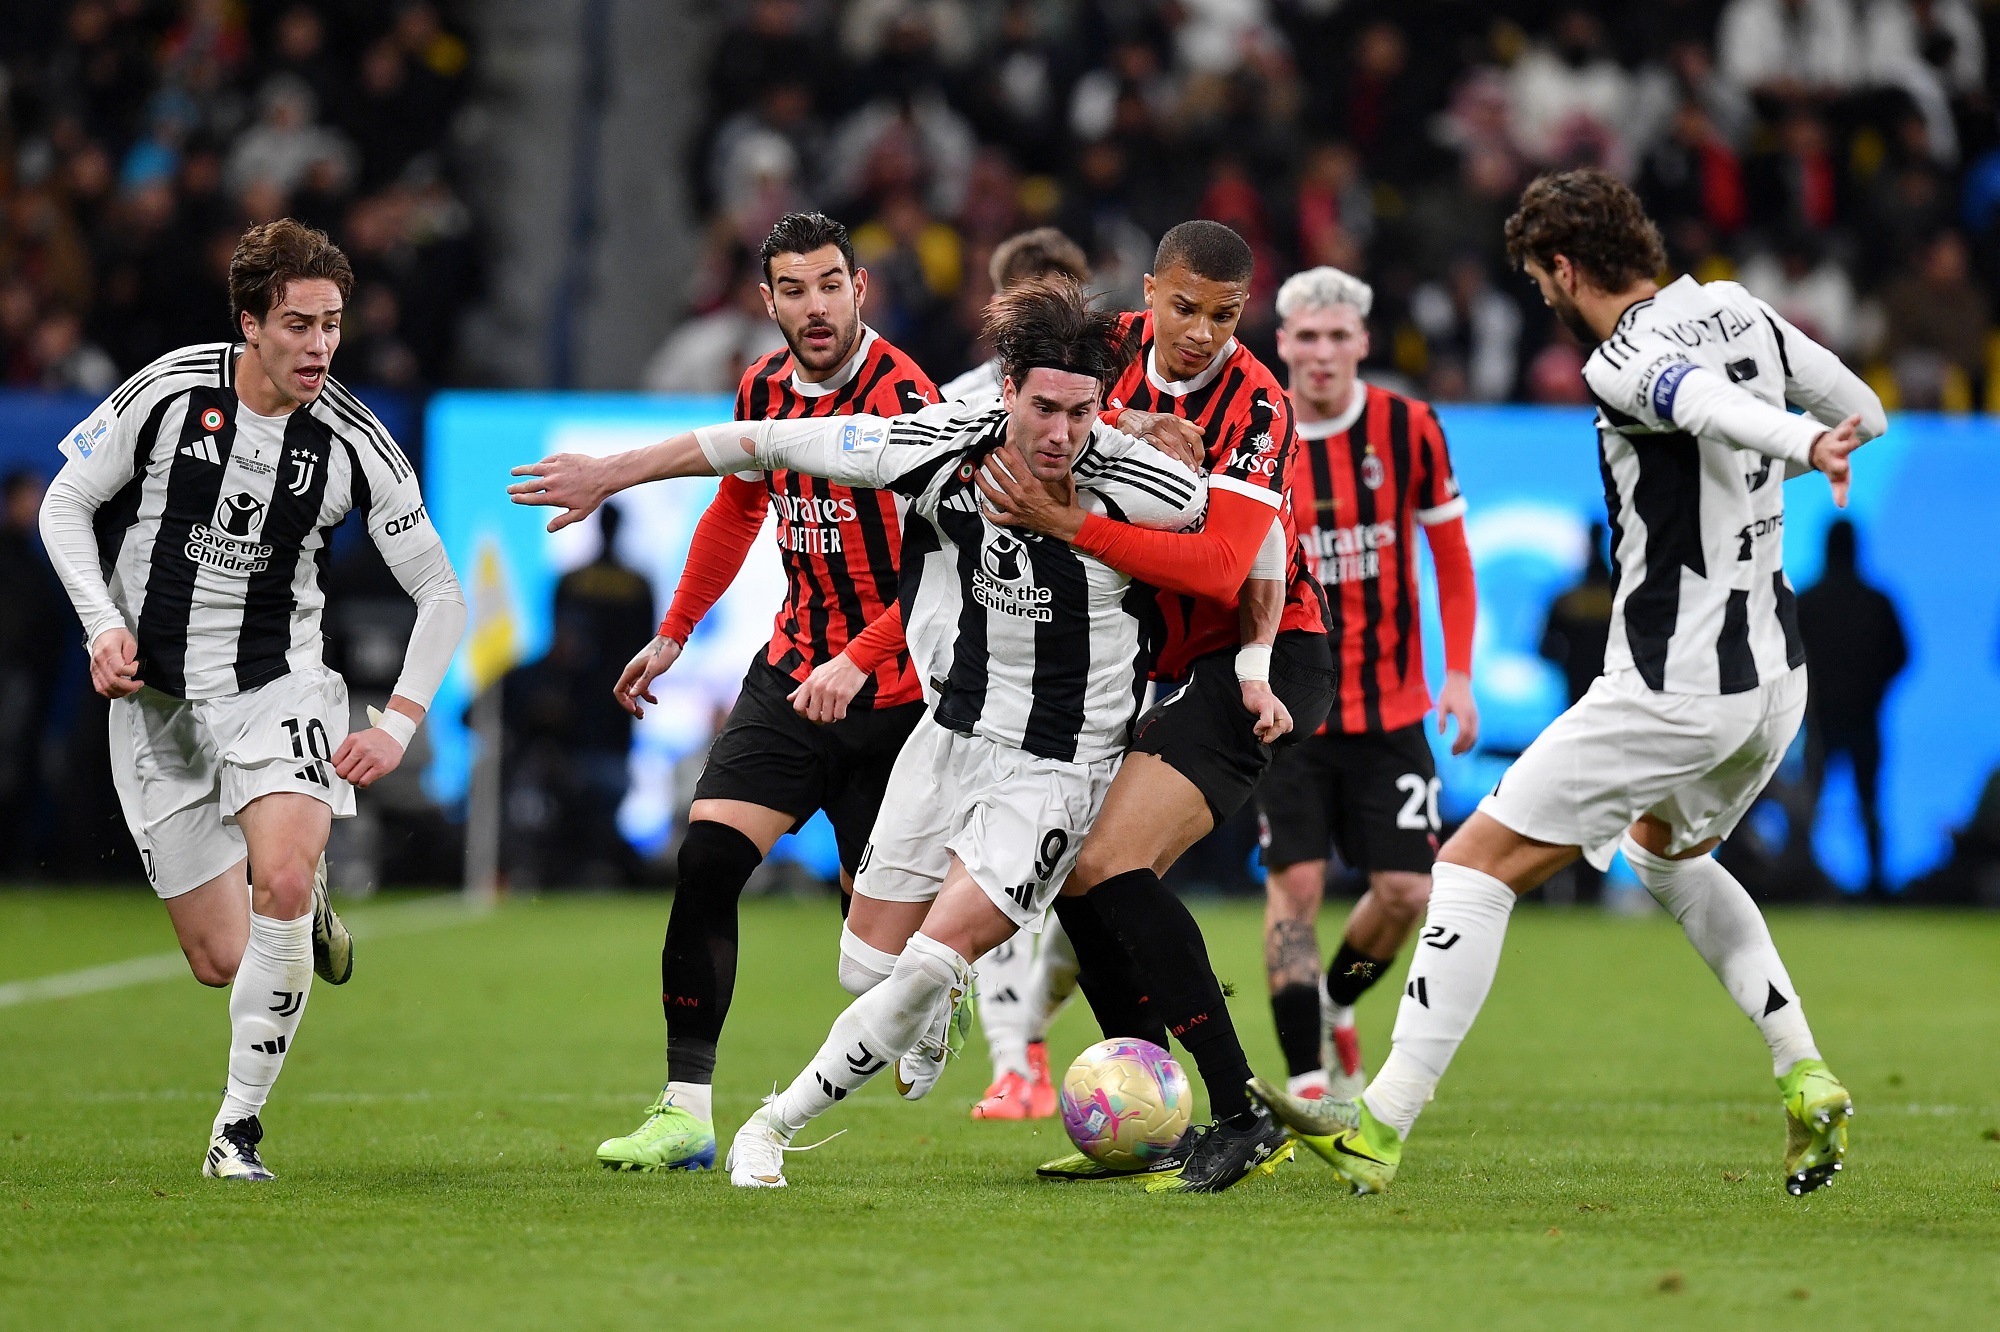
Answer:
[
  {"left": 660, "top": 327, "right": 936, "bottom": 708},
  {"left": 1103, "top": 310, "right": 1326, "bottom": 678},
  {"left": 1290, "top": 383, "right": 1465, "bottom": 733}
]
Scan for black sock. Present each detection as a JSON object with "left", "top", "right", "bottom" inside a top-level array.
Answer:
[
  {"left": 1270, "top": 983, "right": 1322, "bottom": 1077},
  {"left": 1050, "top": 892, "right": 1170, "bottom": 1049},
  {"left": 661, "top": 821, "right": 764, "bottom": 1084},
  {"left": 1087, "top": 868, "right": 1254, "bottom": 1122},
  {"left": 1322, "top": 939, "right": 1394, "bottom": 1009}
]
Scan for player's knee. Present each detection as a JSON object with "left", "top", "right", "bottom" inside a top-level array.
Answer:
[
  {"left": 677, "top": 820, "right": 765, "bottom": 900},
  {"left": 1071, "top": 843, "right": 1128, "bottom": 893},
  {"left": 1266, "top": 863, "right": 1323, "bottom": 921},
  {"left": 187, "top": 949, "right": 237, "bottom": 987},
  {"left": 838, "top": 923, "right": 898, "bottom": 996},
  {"left": 255, "top": 859, "right": 315, "bottom": 918},
  {"left": 1373, "top": 870, "right": 1431, "bottom": 923}
]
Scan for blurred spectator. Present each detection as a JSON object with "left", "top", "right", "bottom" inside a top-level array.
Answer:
[
  {"left": 1798, "top": 521, "right": 1908, "bottom": 894},
  {"left": 550, "top": 504, "right": 655, "bottom": 882},
  {"left": 0, "top": 470, "right": 65, "bottom": 875},
  {"left": 1745, "top": 110, "right": 1841, "bottom": 241},
  {"left": 1409, "top": 256, "right": 1522, "bottom": 402},
  {"left": 1738, "top": 232, "right": 1859, "bottom": 356},
  {"left": 1293, "top": 141, "right": 1371, "bottom": 273},
  {"left": 642, "top": 266, "right": 787, "bottom": 394},
  {"left": 1507, "top": 9, "right": 1648, "bottom": 177},
  {"left": 1883, "top": 230, "right": 1990, "bottom": 405},
  {"left": 32, "top": 306, "right": 117, "bottom": 391},
  {"left": 1718, "top": 0, "right": 1859, "bottom": 102},
  {"left": 1539, "top": 523, "right": 1616, "bottom": 707},
  {"left": 1640, "top": 101, "right": 1748, "bottom": 243},
  {"left": 225, "top": 74, "right": 353, "bottom": 201},
  {"left": 1863, "top": 0, "right": 1983, "bottom": 165},
  {"left": 1527, "top": 323, "right": 1590, "bottom": 404}
]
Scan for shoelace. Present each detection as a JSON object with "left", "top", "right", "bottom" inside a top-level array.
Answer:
[{"left": 755, "top": 1091, "right": 845, "bottom": 1153}]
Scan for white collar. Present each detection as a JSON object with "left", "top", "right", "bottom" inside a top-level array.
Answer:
[
  {"left": 1145, "top": 338, "right": 1236, "bottom": 396},
  {"left": 790, "top": 326, "right": 877, "bottom": 397},
  {"left": 1294, "top": 379, "right": 1367, "bottom": 439}
]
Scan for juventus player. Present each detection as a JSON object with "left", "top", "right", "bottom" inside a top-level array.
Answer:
[
  {"left": 978, "top": 221, "right": 1336, "bottom": 1186},
  {"left": 943, "top": 226, "right": 1094, "bottom": 1123},
  {"left": 595, "top": 213, "right": 936, "bottom": 1174},
  {"left": 510, "top": 280, "right": 1230, "bottom": 1190},
  {"left": 37, "top": 220, "right": 465, "bottom": 1179},
  {"left": 1253, "top": 171, "right": 1876, "bottom": 1198},
  {"left": 1256, "top": 266, "right": 1479, "bottom": 1103}
]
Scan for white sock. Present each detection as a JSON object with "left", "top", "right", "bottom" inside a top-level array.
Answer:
[
  {"left": 771, "top": 933, "right": 969, "bottom": 1133},
  {"left": 1325, "top": 996, "right": 1357, "bottom": 1030},
  {"left": 974, "top": 934, "right": 1035, "bottom": 1079},
  {"left": 1023, "top": 917, "right": 1079, "bottom": 1044},
  {"left": 1362, "top": 863, "right": 1517, "bottom": 1139},
  {"left": 663, "top": 1080, "right": 712, "bottom": 1122},
  {"left": 1620, "top": 835, "right": 1821, "bottom": 1075},
  {"left": 838, "top": 923, "right": 899, "bottom": 997},
  {"left": 214, "top": 910, "right": 313, "bottom": 1134}
]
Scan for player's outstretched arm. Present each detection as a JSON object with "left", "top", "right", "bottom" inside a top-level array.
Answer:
[
  {"left": 615, "top": 635, "right": 682, "bottom": 719},
  {"left": 508, "top": 430, "right": 716, "bottom": 532},
  {"left": 1761, "top": 302, "right": 1887, "bottom": 443}
]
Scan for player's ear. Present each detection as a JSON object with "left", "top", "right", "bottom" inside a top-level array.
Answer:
[
  {"left": 850, "top": 266, "right": 868, "bottom": 309},
  {"left": 1142, "top": 271, "right": 1155, "bottom": 305},
  {"left": 759, "top": 283, "right": 777, "bottom": 320}
]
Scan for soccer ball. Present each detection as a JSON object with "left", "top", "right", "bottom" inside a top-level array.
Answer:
[{"left": 1058, "top": 1038, "right": 1192, "bottom": 1168}]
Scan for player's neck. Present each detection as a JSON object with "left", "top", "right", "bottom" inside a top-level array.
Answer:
[
  {"left": 233, "top": 345, "right": 304, "bottom": 418},
  {"left": 1294, "top": 376, "right": 1362, "bottom": 428},
  {"left": 1580, "top": 279, "right": 1660, "bottom": 343}
]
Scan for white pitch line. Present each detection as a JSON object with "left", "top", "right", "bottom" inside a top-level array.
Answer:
[{"left": 0, "top": 896, "right": 494, "bottom": 1010}]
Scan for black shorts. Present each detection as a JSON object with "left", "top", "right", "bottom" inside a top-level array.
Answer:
[
  {"left": 1129, "top": 629, "right": 1337, "bottom": 827},
  {"left": 1255, "top": 722, "right": 1439, "bottom": 874},
  {"left": 693, "top": 657, "right": 924, "bottom": 875}
]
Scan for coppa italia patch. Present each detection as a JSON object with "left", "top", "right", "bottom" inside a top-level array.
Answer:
[{"left": 201, "top": 407, "right": 224, "bottom": 432}]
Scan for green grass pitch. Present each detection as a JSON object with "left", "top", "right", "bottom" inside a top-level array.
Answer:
[{"left": 2, "top": 889, "right": 1996, "bottom": 1330}]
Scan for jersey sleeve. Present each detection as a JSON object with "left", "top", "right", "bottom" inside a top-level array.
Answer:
[
  {"left": 351, "top": 413, "right": 437, "bottom": 567},
  {"left": 1413, "top": 404, "right": 1466, "bottom": 526},
  {"left": 1755, "top": 299, "right": 1887, "bottom": 442},
  {"left": 1206, "top": 384, "right": 1292, "bottom": 512},
  {"left": 841, "top": 601, "right": 906, "bottom": 673},
  {"left": 696, "top": 400, "right": 974, "bottom": 493},
  {"left": 1583, "top": 329, "right": 1822, "bottom": 466},
  {"left": 53, "top": 386, "right": 149, "bottom": 503},
  {"left": 659, "top": 473, "right": 770, "bottom": 644},
  {"left": 1073, "top": 425, "right": 1208, "bottom": 532}
]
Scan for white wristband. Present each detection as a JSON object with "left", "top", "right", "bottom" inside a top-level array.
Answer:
[
  {"left": 367, "top": 705, "right": 418, "bottom": 752},
  {"left": 1234, "top": 643, "right": 1272, "bottom": 683}
]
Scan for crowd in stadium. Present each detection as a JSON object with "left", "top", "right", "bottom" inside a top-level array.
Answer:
[
  {"left": 0, "top": 0, "right": 480, "bottom": 392},
  {"left": 657, "top": 0, "right": 2000, "bottom": 412}
]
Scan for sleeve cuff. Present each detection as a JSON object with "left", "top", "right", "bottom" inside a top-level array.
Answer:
[
  {"left": 695, "top": 423, "right": 765, "bottom": 474},
  {"left": 1415, "top": 496, "right": 1467, "bottom": 526},
  {"left": 1208, "top": 474, "right": 1284, "bottom": 507}
]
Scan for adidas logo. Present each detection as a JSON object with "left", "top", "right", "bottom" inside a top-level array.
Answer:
[
  {"left": 295, "top": 761, "right": 329, "bottom": 788},
  {"left": 1405, "top": 976, "right": 1430, "bottom": 1008},
  {"left": 250, "top": 1035, "right": 288, "bottom": 1055},
  {"left": 180, "top": 434, "right": 222, "bottom": 465},
  {"left": 815, "top": 1073, "right": 848, "bottom": 1102}
]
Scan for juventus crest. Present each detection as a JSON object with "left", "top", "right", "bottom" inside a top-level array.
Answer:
[{"left": 285, "top": 444, "right": 319, "bottom": 497}]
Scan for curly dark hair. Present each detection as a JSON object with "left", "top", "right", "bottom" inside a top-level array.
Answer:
[
  {"left": 987, "top": 276, "right": 1138, "bottom": 389},
  {"left": 1503, "top": 169, "right": 1666, "bottom": 292},
  {"left": 228, "top": 218, "right": 353, "bottom": 323}
]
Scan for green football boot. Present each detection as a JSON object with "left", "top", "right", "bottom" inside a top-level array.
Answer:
[
  {"left": 1778, "top": 1058, "right": 1852, "bottom": 1196},
  {"left": 1036, "top": 1126, "right": 1198, "bottom": 1182},
  {"left": 596, "top": 1092, "right": 717, "bottom": 1172},
  {"left": 1249, "top": 1076, "right": 1396, "bottom": 1194}
]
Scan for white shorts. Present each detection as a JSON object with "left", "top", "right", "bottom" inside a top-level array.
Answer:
[
  {"left": 855, "top": 716, "right": 1120, "bottom": 931},
  {"left": 1480, "top": 666, "right": 1808, "bottom": 870},
  {"left": 110, "top": 666, "right": 355, "bottom": 900}
]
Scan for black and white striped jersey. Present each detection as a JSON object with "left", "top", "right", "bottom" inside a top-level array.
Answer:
[
  {"left": 696, "top": 399, "right": 1207, "bottom": 763},
  {"left": 1581, "top": 276, "right": 1884, "bottom": 696},
  {"left": 48, "top": 343, "right": 445, "bottom": 700}
]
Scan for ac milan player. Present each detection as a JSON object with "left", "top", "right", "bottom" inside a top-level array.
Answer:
[
  {"left": 978, "top": 221, "right": 1337, "bottom": 1191},
  {"left": 1255, "top": 266, "right": 1479, "bottom": 1104},
  {"left": 595, "top": 212, "right": 937, "bottom": 1174}
]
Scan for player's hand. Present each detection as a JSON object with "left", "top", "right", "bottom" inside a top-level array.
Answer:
[
  {"left": 1242, "top": 678, "right": 1293, "bottom": 744},
  {"left": 789, "top": 652, "right": 867, "bottom": 724},
  {"left": 1436, "top": 669, "right": 1480, "bottom": 756},
  {"left": 333, "top": 727, "right": 403, "bottom": 789},
  {"left": 1808, "top": 413, "right": 1865, "bottom": 508},
  {"left": 89, "top": 627, "right": 143, "bottom": 699},
  {"left": 508, "top": 453, "right": 610, "bottom": 532},
  {"left": 1116, "top": 410, "right": 1206, "bottom": 470},
  {"left": 977, "top": 450, "right": 1085, "bottom": 540},
  {"left": 615, "top": 635, "right": 682, "bottom": 718}
]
